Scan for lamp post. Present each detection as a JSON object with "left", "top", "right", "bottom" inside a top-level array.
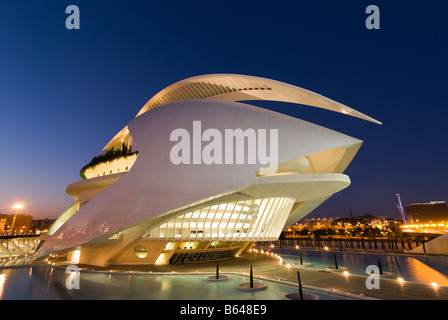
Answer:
[{"left": 11, "top": 203, "right": 23, "bottom": 235}]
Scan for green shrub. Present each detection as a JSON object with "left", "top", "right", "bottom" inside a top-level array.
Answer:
[{"left": 80, "top": 143, "right": 138, "bottom": 179}]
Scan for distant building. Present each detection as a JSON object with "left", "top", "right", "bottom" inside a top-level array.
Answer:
[
  {"left": 31, "top": 218, "right": 56, "bottom": 235},
  {"left": 405, "top": 201, "right": 448, "bottom": 224},
  {"left": 301, "top": 217, "right": 334, "bottom": 229},
  {"left": 0, "top": 214, "right": 33, "bottom": 235}
]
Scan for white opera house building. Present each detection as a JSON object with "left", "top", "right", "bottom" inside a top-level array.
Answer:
[{"left": 35, "top": 74, "right": 380, "bottom": 267}]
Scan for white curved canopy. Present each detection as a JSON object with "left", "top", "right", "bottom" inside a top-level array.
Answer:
[
  {"left": 103, "top": 74, "right": 380, "bottom": 150},
  {"left": 137, "top": 74, "right": 381, "bottom": 123}
]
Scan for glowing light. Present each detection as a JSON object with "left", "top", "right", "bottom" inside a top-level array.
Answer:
[
  {"left": 12, "top": 204, "right": 23, "bottom": 210},
  {"left": 343, "top": 271, "right": 349, "bottom": 276},
  {"left": 70, "top": 250, "right": 81, "bottom": 264},
  {"left": 324, "top": 246, "right": 329, "bottom": 251},
  {"left": 0, "top": 274, "right": 5, "bottom": 300},
  {"left": 431, "top": 282, "right": 439, "bottom": 287},
  {"left": 397, "top": 277, "right": 404, "bottom": 282}
]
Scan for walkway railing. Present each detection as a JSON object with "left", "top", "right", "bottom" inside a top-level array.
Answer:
[{"left": 257, "top": 236, "right": 429, "bottom": 254}]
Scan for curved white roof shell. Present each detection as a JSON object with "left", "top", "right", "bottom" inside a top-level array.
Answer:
[{"left": 104, "top": 74, "right": 380, "bottom": 150}]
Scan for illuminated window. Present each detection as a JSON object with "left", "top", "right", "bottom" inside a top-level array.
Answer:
[
  {"left": 164, "top": 242, "right": 176, "bottom": 250},
  {"left": 145, "top": 197, "right": 295, "bottom": 241},
  {"left": 134, "top": 245, "right": 148, "bottom": 258}
]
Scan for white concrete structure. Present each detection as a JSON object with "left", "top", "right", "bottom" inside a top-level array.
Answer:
[
  {"left": 408, "top": 234, "right": 448, "bottom": 255},
  {"left": 36, "top": 74, "right": 380, "bottom": 267}
]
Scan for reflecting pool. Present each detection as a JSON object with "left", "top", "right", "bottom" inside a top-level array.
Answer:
[
  {"left": 273, "top": 249, "right": 448, "bottom": 286},
  {"left": 0, "top": 265, "right": 355, "bottom": 300}
]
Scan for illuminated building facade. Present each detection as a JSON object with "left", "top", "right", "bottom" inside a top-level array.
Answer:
[
  {"left": 35, "top": 74, "right": 379, "bottom": 267},
  {"left": 405, "top": 201, "right": 448, "bottom": 224},
  {"left": 0, "top": 214, "right": 33, "bottom": 235}
]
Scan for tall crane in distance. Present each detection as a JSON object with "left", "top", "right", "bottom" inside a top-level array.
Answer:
[{"left": 396, "top": 194, "right": 407, "bottom": 224}]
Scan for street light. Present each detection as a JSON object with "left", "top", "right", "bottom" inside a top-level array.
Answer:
[
  {"left": 12, "top": 204, "right": 23, "bottom": 210},
  {"left": 11, "top": 203, "right": 24, "bottom": 235}
]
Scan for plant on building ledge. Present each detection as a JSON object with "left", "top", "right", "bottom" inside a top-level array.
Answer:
[{"left": 79, "top": 143, "right": 138, "bottom": 179}]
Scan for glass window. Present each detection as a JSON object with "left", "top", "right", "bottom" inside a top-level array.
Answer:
[
  {"left": 134, "top": 245, "right": 148, "bottom": 258},
  {"left": 164, "top": 242, "right": 175, "bottom": 250}
]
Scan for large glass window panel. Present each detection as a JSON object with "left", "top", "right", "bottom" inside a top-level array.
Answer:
[
  {"left": 226, "top": 200, "right": 247, "bottom": 239},
  {"left": 246, "top": 198, "right": 270, "bottom": 240},
  {"left": 145, "top": 197, "right": 294, "bottom": 241},
  {"left": 261, "top": 198, "right": 281, "bottom": 237},
  {"left": 269, "top": 198, "right": 288, "bottom": 239}
]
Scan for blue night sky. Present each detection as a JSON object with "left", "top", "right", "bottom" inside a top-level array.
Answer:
[{"left": 0, "top": 1, "right": 447, "bottom": 220}]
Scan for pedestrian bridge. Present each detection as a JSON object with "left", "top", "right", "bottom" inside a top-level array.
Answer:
[{"left": 0, "top": 235, "right": 40, "bottom": 260}]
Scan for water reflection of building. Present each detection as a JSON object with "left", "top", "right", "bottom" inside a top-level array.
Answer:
[{"left": 405, "top": 201, "right": 448, "bottom": 224}]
